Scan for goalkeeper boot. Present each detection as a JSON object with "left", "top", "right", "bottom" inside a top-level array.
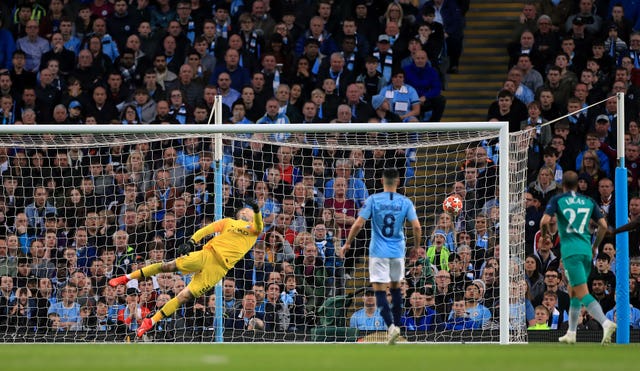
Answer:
[
  {"left": 558, "top": 331, "right": 576, "bottom": 344},
  {"left": 387, "top": 324, "right": 400, "bottom": 345},
  {"left": 108, "top": 275, "right": 129, "bottom": 287},
  {"left": 137, "top": 318, "right": 154, "bottom": 338},
  {"left": 601, "top": 320, "right": 617, "bottom": 346}
]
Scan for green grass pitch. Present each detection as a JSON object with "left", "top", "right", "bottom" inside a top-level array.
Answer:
[{"left": 1, "top": 343, "right": 638, "bottom": 371}]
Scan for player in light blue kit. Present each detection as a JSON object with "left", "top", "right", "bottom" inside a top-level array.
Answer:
[{"left": 338, "top": 168, "right": 422, "bottom": 344}]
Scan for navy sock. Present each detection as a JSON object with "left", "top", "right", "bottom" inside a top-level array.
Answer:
[
  {"left": 375, "top": 290, "right": 393, "bottom": 327},
  {"left": 390, "top": 288, "right": 403, "bottom": 326}
]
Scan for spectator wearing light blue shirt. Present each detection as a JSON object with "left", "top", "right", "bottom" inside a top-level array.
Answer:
[
  {"left": 47, "top": 285, "right": 83, "bottom": 330},
  {"left": 59, "top": 18, "right": 81, "bottom": 55},
  {"left": 24, "top": 186, "right": 57, "bottom": 232},
  {"left": 176, "top": 137, "right": 201, "bottom": 173},
  {"left": 349, "top": 289, "right": 388, "bottom": 331},
  {"left": 606, "top": 304, "right": 640, "bottom": 329},
  {"left": 230, "top": 100, "right": 254, "bottom": 151},
  {"left": 461, "top": 282, "right": 492, "bottom": 328},
  {"left": 509, "top": 67, "right": 535, "bottom": 104},
  {"left": 377, "top": 70, "right": 421, "bottom": 122},
  {"left": 256, "top": 98, "right": 291, "bottom": 143},
  {"left": 216, "top": 72, "right": 241, "bottom": 109},
  {"left": 91, "top": 18, "right": 120, "bottom": 63}
]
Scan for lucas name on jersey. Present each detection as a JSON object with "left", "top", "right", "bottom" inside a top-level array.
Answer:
[{"left": 562, "top": 197, "right": 587, "bottom": 206}]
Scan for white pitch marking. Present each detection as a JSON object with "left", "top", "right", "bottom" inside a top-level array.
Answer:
[{"left": 201, "top": 355, "right": 229, "bottom": 365}]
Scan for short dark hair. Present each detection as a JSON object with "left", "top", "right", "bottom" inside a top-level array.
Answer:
[
  {"left": 243, "top": 290, "right": 256, "bottom": 298},
  {"left": 545, "top": 268, "right": 561, "bottom": 280},
  {"left": 283, "top": 274, "right": 296, "bottom": 283},
  {"left": 231, "top": 99, "right": 245, "bottom": 110},
  {"left": 365, "top": 56, "right": 378, "bottom": 64},
  {"left": 194, "top": 102, "right": 209, "bottom": 111},
  {"left": 391, "top": 69, "right": 405, "bottom": 78},
  {"left": 18, "top": 2, "right": 33, "bottom": 10},
  {"left": 422, "top": 6, "right": 435, "bottom": 16},
  {"left": 497, "top": 89, "right": 513, "bottom": 99},
  {"left": 548, "top": 65, "right": 562, "bottom": 74},
  {"left": 543, "top": 146, "right": 558, "bottom": 157},
  {"left": 382, "top": 168, "right": 399, "bottom": 182},
  {"left": 342, "top": 35, "right": 356, "bottom": 43},
  {"left": 596, "top": 253, "right": 611, "bottom": 262}
]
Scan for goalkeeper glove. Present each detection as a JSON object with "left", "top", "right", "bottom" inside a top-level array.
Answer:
[
  {"left": 178, "top": 239, "right": 197, "bottom": 256},
  {"left": 245, "top": 198, "right": 261, "bottom": 214}
]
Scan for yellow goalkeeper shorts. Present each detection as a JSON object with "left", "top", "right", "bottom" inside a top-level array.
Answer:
[{"left": 176, "top": 248, "right": 228, "bottom": 297}]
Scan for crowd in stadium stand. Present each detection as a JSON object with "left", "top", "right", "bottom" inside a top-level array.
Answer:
[{"left": 1, "top": 0, "right": 640, "bottom": 340}]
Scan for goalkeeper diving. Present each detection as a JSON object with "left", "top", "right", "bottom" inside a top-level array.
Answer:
[{"left": 109, "top": 199, "right": 263, "bottom": 337}]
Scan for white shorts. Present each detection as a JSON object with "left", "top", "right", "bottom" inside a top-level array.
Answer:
[{"left": 369, "top": 257, "right": 405, "bottom": 283}]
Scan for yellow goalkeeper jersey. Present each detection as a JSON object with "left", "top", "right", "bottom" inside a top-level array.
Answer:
[{"left": 192, "top": 212, "right": 264, "bottom": 270}]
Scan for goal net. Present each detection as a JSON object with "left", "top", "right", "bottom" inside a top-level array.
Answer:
[{"left": 0, "top": 123, "right": 530, "bottom": 343}]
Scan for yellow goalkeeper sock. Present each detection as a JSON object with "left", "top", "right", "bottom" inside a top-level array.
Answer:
[
  {"left": 129, "top": 263, "right": 164, "bottom": 280},
  {"left": 152, "top": 297, "right": 181, "bottom": 323}
]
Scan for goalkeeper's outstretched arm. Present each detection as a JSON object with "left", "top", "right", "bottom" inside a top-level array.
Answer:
[
  {"left": 178, "top": 220, "right": 225, "bottom": 255},
  {"left": 245, "top": 198, "right": 264, "bottom": 233},
  {"left": 191, "top": 219, "right": 224, "bottom": 243},
  {"left": 252, "top": 207, "right": 264, "bottom": 234}
]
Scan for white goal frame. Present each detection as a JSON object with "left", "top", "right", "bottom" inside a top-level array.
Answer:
[{"left": 0, "top": 120, "right": 512, "bottom": 344}]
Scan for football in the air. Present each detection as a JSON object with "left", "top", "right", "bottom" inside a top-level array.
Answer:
[{"left": 442, "top": 195, "right": 463, "bottom": 215}]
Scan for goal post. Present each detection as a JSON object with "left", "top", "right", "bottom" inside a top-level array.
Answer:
[
  {"left": 0, "top": 120, "right": 529, "bottom": 344},
  {"left": 212, "top": 96, "right": 224, "bottom": 343},
  {"left": 614, "top": 92, "right": 630, "bottom": 343}
]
